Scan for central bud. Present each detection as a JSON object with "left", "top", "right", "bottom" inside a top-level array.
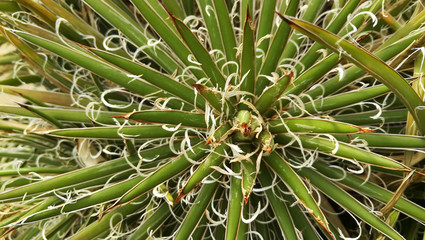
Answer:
[{"left": 232, "top": 110, "right": 275, "bottom": 154}]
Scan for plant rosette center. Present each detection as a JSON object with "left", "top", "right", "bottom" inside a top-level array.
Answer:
[{"left": 232, "top": 109, "right": 275, "bottom": 155}]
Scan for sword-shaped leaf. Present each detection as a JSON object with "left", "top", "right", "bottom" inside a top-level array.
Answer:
[
  {"left": 212, "top": 0, "right": 237, "bottom": 68},
  {"left": 269, "top": 118, "right": 373, "bottom": 134},
  {"left": 333, "top": 109, "right": 407, "bottom": 125},
  {"left": 22, "top": 142, "right": 210, "bottom": 223},
  {"left": 170, "top": 14, "right": 227, "bottom": 90},
  {"left": 225, "top": 161, "right": 243, "bottom": 240},
  {"left": 12, "top": 30, "right": 187, "bottom": 111},
  {"left": 334, "top": 133, "right": 425, "bottom": 149},
  {"left": 127, "top": 203, "right": 171, "bottom": 240},
  {"left": 84, "top": 0, "right": 179, "bottom": 73},
  {"left": 133, "top": 0, "right": 206, "bottom": 80},
  {"left": 41, "top": 125, "right": 187, "bottom": 139},
  {"left": 254, "top": 73, "right": 292, "bottom": 114},
  {"left": 177, "top": 143, "right": 228, "bottom": 199},
  {"left": 90, "top": 49, "right": 205, "bottom": 109},
  {"left": 298, "top": 166, "right": 405, "bottom": 240},
  {"left": 116, "top": 110, "right": 207, "bottom": 128},
  {"left": 197, "top": 0, "right": 225, "bottom": 67},
  {"left": 114, "top": 125, "right": 230, "bottom": 206},
  {"left": 0, "top": 85, "right": 74, "bottom": 106},
  {"left": 285, "top": 84, "right": 392, "bottom": 117},
  {"left": 17, "top": 103, "right": 64, "bottom": 128},
  {"left": 263, "top": 151, "right": 333, "bottom": 238},
  {"left": 0, "top": 142, "right": 183, "bottom": 202},
  {"left": 275, "top": 134, "right": 410, "bottom": 171},
  {"left": 313, "top": 160, "right": 425, "bottom": 223},
  {"left": 68, "top": 194, "right": 150, "bottom": 240},
  {"left": 174, "top": 171, "right": 221, "bottom": 240},
  {"left": 241, "top": 158, "right": 256, "bottom": 203},
  {"left": 113, "top": 144, "right": 211, "bottom": 206},
  {"left": 239, "top": 11, "right": 255, "bottom": 102},
  {"left": 0, "top": 105, "right": 122, "bottom": 124},
  {"left": 192, "top": 84, "right": 235, "bottom": 117},
  {"left": 255, "top": 0, "right": 276, "bottom": 62},
  {"left": 303, "top": 29, "right": 425, "bottom": 100},
  {"left": 0, "top": 26, "right": 71, "bottom": 91},
  {"left": 281, "top": 16, "right": 425, "bottom": 133},
  {"left": 293, "top": 0, "right": 363, "bottom": 74},
  {"left": 258, "top": 165, "right": 298, "bottom": 240},
  {"left": 256, "top": 0, "right": 298, "bottom": 94}
]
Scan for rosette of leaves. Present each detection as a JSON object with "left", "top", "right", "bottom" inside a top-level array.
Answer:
[{"left": 0, "top": 0, "right": 425, "bottom": 239}]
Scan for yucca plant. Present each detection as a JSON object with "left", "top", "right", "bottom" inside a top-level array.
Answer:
[{"left": 0, "top": 0, "right": 425, "bottom": 239}]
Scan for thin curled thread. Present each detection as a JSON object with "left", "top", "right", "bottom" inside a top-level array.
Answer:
[
  {"left": 241, "top": 200, "right": 269, "bottom": 224},
  {"left": 136, "top": 142, "right": 161, "bottom": 163},
  {"left": 52, "top": 139, "right": 75, "bottom": 161},
  {"left": 315, "top": 7, "right": 340, "bottom": 29},
  {"left": 115, "top": 119, "right": 141, "bottom": 139},
  {"left": 55, "top": 18, "right": 91, "bottom": 55},
  {"left": 104, "top": 213, "right": 128, "bottom": 239},
  {"left": 69, "top": 67, "right": 98, "bottom": 108},
  {"left": 338, "top": 211, "right": 363, "bottom": 240},
  {"left": 209, "top": 158, "right": 240, "bottom": 177},
  {"left": 76, "top": 138, "right": 103, "bottom": 167},
  {"left": 204, "top": 103, "right": 217, "bottom": 132},
  {"left": 178, "top": 138, "right": 203, "bottom": 166},
  {"left": 228, "top": 143, "right": 259, "bottom": 163},
  {"left": 343, "top": 158, "right": 365, "bottom": 175},
  {"left": 272, "top": 110, "right": 313, "bottom": 168},
  {"left": 206, "top": 202, "right": 226, "bottom": 226},
  {"left": 341, "top": 11, "right": 378, "bottom": 44},
  {"left": 12, "top": 160, "right": 49, "bottom": 183},
  {"left": 12, "top": 59, "right": 36, "bottom": 82},
  {"left": 413, "top": 47, "right": 425, "bottom": 99},
  {"left": 279, "top": 94, "right": 314, "bottom": 118},
  {"left": 194, "top": 26, "right": 211, "bottom": 46},
  {"left": 298, "top": 93, "right": 321, "bottom": 114},
  {"left": 329, "top": 63, "right": 346, "bottom": 82},
  {"left": 102, "top": 27, "right": 130, "bottom": 52},
  {"left": 122, "top": 150, "right": 143, "bottom": 177}
]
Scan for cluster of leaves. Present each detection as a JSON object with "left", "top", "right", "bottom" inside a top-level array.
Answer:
[{"left": 0, "top": 0, "right": 425, "bottom": 239}]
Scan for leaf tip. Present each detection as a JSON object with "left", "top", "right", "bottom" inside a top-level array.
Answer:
[
  {"left": 192, "top": 83, "right": 207, "bottom": 91},
  {"left": 359, "top": 128, "right": 375, "bottom": 133},
  {"left": 174, "top": 191, "right": 184, "bottom": 204},
  {"left": 111, "top": 113, "right": 131, "bottom": 119}
]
